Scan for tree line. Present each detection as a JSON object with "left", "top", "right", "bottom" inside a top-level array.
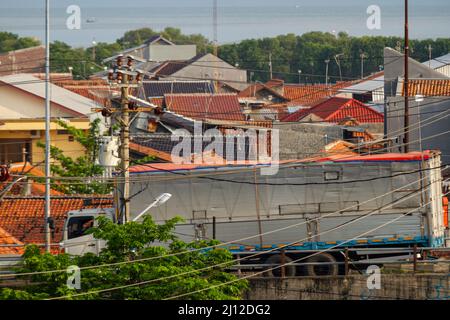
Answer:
[{"left": 2, "top": 28, "right": 450, "bottom": 83}]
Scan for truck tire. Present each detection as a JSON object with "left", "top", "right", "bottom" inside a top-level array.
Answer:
[
  {"left": 305, "top": 253, "right": 339, "bottom": 277},
  {"left": 263, "top": 254, "right": 296, "bottom": 277}
]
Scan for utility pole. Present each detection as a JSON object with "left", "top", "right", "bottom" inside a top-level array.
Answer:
[
  {"left": 213, "top": 0, "right": 218, "bottom": 57},
  {"left": 334, "top": 53, "right": 344, "bottom": 82},
  {"left": 213, "top": 0, "right": 219, "bottom": 92},
  {"left": 92, "top": 39, "right": 97, "bottom": 62},
  {"left": 269, "top": 52, "right": 273, "bottom": 80},
  {"left": 404, "top": 0, "right": 410, "bottom": 153},
  {"left": 44, "top": 0, "right": 51, "bottom": 253},
  {"left": 325, "top": 59, "right": 330, "bottom": 86},
  {"left": 428, "top": 44, "right": 432, "bottom": 68},
  {"left": 107, "top": 56, "right": 143, "bottom": 223},
  {"left": 360, "top": 52, "right": 367, "bottom": 79}
]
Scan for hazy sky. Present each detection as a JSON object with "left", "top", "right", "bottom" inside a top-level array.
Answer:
[{"left": 1, "top": 0, "right": 449, "bottom": 46}]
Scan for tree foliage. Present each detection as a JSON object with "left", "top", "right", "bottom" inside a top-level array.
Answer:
[
  {"left": 0, "top": 32, "right": 40, "bottom": 53},
  {"left": 6, "top": 29, "right": 449, "bottom": 82},
  {"left": 36, "top": 118, "right": 112, "bottom": 195},
  {"left": 0, "top": 216, "right": 248, "bottom": 300},
  {"left": 219, "top": 32, "right": 450, "bottom": 83}
]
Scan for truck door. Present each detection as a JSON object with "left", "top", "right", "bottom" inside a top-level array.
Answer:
[{"left": 63, "top": 216, "right": 106, "bottom": 256}]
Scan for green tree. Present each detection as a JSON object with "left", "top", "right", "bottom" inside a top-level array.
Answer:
[
  {"left": 0, "top": 216, "right": 248, "bottom": 300},
  {"left": 36, "top": 118, "right": 111, "bottom": 195},
  {"left": 0, "top": 32, "right": 41, "bottom": 53}
]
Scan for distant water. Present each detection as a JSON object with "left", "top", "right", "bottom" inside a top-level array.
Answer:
[{"left": 0, "top": 0, "right": 449, "bottom": 47}]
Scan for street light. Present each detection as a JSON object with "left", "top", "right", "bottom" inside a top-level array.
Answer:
[
  {"left": 324, "top": 59, "right": 330, "bottom": 86},
  {"left": 132, "top": 193, "right": 173, "bottom": 222},
  {"left": 298, "top": 70, "right": 302, "bottom": 84},
  {"left": 334, "top": 53, "right": 344, "bottom": 82}
]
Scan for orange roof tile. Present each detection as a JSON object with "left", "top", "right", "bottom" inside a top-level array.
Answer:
[
  {"left": 164, "top": 93, "right": 245, "bottom": 121},
  {"left": 404, "top": 79, "right": 450, "bottom": 97},
  {"left": 0, "top": 197, "right": 113, "bottom": 245},
  {"left": 281, "top": 97, "right": 384, "bottom": 123},
  {"left": 285, "top": 81, "right": 353, "bottom": 107},
  {"left": 0, "top": 226, "right": 24, "bottom": 255}
]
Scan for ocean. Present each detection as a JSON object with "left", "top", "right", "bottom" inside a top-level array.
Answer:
[{"left": 0, "top": 0, "right": 449, "bottom": 47}]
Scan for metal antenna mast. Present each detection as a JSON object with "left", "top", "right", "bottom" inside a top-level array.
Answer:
[
  {"left": 44, "top": 0, "right": 51, "bottom": 253},
  {"left": 213, "top": 0, "right": 218, "bottom": 56}
]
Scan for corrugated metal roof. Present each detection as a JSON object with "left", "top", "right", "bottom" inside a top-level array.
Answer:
[
  {"left": 143, "top": 80, "right": 215, "bottom": 98},
  {"left": 342, "top": 73, "right": 384, "bottom": 94},
  {"left": 164, "top": 93, "right": 245, "bottom": 121},
  {"left": 0, "top": 74, "right": 95, "bottom": 116},
  {"left": 281, "top": 97, "right": 384, "bottom": 123},
  {"left": 423, "top": 53, "right": 450, "bottom": 70}
]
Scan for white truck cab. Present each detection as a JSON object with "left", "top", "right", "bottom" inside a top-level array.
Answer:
[
  {"left": 60, "top": 193, "right": 172, "bottom": 256},
  {"left": 61, "top": 208, "right": 115, "bottom": 256}
]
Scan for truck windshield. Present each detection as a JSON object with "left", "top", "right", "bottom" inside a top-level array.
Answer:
[{"left": 67, "top": 216, "right": 95, "bottom": 240}]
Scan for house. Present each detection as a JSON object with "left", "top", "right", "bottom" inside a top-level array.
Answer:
[
  {"left": 0, "top": 46, "right": 45, "bottom": 76},
  {"left": 149, "top": 53, "right": 248, "bottom": 91},
  {"left": 0, "top": 162, "right": 63, "bottom": 196},
  {"left": 280, "top": 97, "right": 384, "bottom": 124},
  {"left": 342, "top": 50, "right": 450, "bottom": 105},
  {"left": 143, "top": 80, "right": 215, "bottom": 101},
  {"left": 238, "top": 82, "right": 289, "bottom": 104},
  {"left": 386, "top": 78, "right": 450, "bottom": 168},
  {"left": 163, "top": 93, "right": 245, "bottom": 122},
  {"left": 0, "top": 226, "right": 23, "bottom": 255},
  {"left": 0, "top": 196, "right": 113, "bottom": 252},
  {"left": 0, "top": 74, "right": 101, "bottom": 166},
  {"left": 106, "top": 35, "right": 196, "bottom": 63}
]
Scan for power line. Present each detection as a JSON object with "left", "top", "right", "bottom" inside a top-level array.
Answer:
[
  {"left": 2, "top": 173, "right": 429, "bottom": 280},
  {"left": 47, "top": 184, "right": 439, "bottom": 300},
  {"left": 163, "top": 191, "right": 448, "bottom": 300}
]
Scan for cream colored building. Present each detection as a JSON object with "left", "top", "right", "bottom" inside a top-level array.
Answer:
[{"left": 0, "top": 74, "right": 99, "bottom": 166}]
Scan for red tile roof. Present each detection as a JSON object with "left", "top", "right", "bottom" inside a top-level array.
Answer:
[
  {"left": 54, "top": 80, "right": 114, "bottom": 108},
  {"left": 0, "top": 197, "right": 113, "bottom": 246},
  {"left": 403, "top": 79, "right": 450, "bottom": 97},
  {"left": 164, "top": 93, "right": 245, "bottom": 121},
  {"left": 281, "top": 97, "right": 384, "bottom": 123},
  {"left": 0, "top": 163, "right": 63, "bottom": 196},
  {"left": 238, "top": 83, "right": 286, "bottom": 101},
  {"left": 285, "top": 82, "right": 353, "bottom": 107},
  {"left": 0, "top": 226, "right": 24, "bottom": 255}
]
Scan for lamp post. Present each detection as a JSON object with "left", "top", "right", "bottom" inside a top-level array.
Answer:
[
  {"left": 132, "top": 193, "right": 172, "bottom": 222},
  {"left": 298, "top": 69, "right": 302, "bottom": 84},
  {"left": 44, "top": 0, "right": 51, "bottom": 253},
  {"left": 325, "top": 59, "right": 330, "bottom": 86}
]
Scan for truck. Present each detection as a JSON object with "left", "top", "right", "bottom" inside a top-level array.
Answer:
[{"left": 61, "top": 151, "right": 449, "bottom": 276}]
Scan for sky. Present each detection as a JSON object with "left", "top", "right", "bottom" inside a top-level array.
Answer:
[{"left": 0, "top": 0, "right": 449, "bottom": 47}]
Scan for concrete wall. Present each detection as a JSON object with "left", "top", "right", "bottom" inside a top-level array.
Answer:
[
  {"left": 273, "top": 123, "right": 344, "bottom": 160},
  {"left": 0, "top": 120, "right": 89, "bottom": 166},
  {"left": 246, "top": 274, "right": 450, "bottom": 300},
  {"left": 387, "top": 96, "right": 450, "bottom": 165},
  {"left": 0, "top": 86, "right": 76, "bottom": 119}
]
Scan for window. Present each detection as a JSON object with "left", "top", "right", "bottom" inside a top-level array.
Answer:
[
  {"left": 67, "top": 216, "right": 95, "bottom": 239},
  {"left": 324, "top": 171, "right": 340, "bottom": 181}
]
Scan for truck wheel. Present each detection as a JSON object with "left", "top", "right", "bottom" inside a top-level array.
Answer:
[
  {"left": 263, "top": 254, "right": 296, "bottom": 277},
  {"left": 305, "top": 253, "right": 339, "bottom": 277}
]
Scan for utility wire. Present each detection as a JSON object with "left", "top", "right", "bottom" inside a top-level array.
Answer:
[{"left": 1, "top": 173, "right": 428, "bottom": 280}]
